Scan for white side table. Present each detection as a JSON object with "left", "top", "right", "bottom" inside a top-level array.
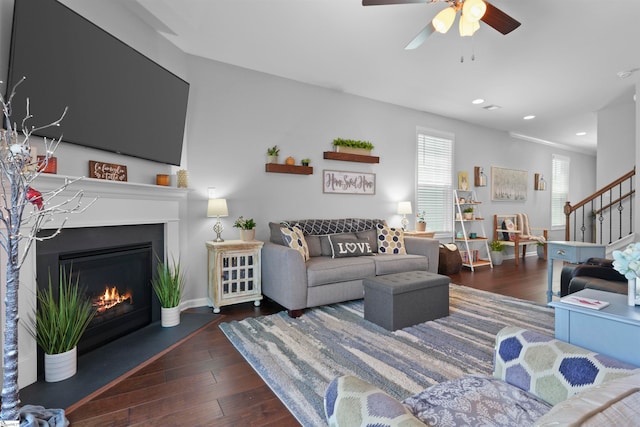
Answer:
[
  {"left": 546, "top": 241, "right": 606, "bottom": 302},
  {"left": 206, "top": 240, "right": 264, "bottom": 313},
  {"left": 549, "top": 289, "right": 640, "bottom": 366}
]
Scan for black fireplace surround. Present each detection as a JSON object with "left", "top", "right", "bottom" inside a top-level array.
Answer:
[{"left": 35, "top": 224, "right": 164, "bottom": 356}]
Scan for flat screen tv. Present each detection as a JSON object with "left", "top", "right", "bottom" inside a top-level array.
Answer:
[{"left": 6, "top": 0, "right": 190, "bottom": 166}]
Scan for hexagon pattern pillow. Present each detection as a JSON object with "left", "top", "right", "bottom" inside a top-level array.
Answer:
[
  {"left": 376, "top": 223, "right": 406, "bottom": 254},
  {"left": 280, "top": 225, "right": 310, "bottom": 261}
]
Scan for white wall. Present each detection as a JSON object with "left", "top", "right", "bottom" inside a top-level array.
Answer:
[
  {"left": 597, "top": 90, "right": 636, "bottom": 187},
  {"left": 182, "top": 54, "right": 597, "bottom": 297}
]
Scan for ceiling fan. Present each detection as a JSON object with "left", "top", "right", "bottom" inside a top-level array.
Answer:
[{"left": 362, "top": 0, "right": 521, "bottom": 50}]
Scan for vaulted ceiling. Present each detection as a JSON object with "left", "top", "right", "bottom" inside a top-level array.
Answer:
[{"left": 128, "top": 0, "right": 640, "bottom": 153}]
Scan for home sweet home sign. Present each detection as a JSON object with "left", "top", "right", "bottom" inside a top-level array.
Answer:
[{"left": 89, "top": 160, "right": 128, "bottom": 182}]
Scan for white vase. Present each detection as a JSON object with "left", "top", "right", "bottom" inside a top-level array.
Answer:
[
  {"left": 629, "top": 279, "right": 637, "bottom": 306},
  {"left": 240, "top": 228, "right": 256, "bottom": 241},
  {"left": 491, "top": 251, "right": 504, "bottom": 266},
  {"left": 45, "top": 347, "right": 77, "bottom": 382},
  {"left": 161, "top": 306, "right": 181, "bottom": 327}
]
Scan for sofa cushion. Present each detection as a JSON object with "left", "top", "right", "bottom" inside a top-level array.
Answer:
[
  {"left": 494, "top": 326, "right": 639, "bottom": 406},
  {"left": 305, "top": 234, "right": 322, "bottom": 257},
  {"left": 325, "top": 375, "right": 426, "bottom": 427},
  {"left": 329, "top": 235, "right": 374, "bottom": 258},
  {"left": 376, "top": 224, "right": 406, "bottom": 255},
  {"left": 306, "top": 256, "right": 375, "bottom": 287},
  {"left": 373, "top": 254, "right": 428, "bottom": 275},
  {"left": 280, "top": 226, "right": 310, "bottom": 261},
  {"left": 403, "top": 375, "right": 551, "bottom": 427},
  {"left": 534, "top": 372, "right": 640, "bottom": 427}
]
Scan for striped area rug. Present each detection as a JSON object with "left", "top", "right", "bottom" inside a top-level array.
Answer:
[{"left": 219, "top": 284, "right": 554, "bottom": 426}]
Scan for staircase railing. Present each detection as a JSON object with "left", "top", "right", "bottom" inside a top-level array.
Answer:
[{"left": 564, "top": 168, "right": 635, "bottom": 244}]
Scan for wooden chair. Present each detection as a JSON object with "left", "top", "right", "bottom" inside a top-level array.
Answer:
[{"left": 493, "top": 214, "right": 548, "bottom": 266}]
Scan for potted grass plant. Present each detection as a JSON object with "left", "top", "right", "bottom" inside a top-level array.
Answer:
[
  {"left": 234, "top": 216, "right": 257, "bottom": 241},
  {"left": 489, "top": 240, "right": 505, "bottom": 266},
  {"left": 31, "top": 267, "right": 96, "bottom": 382},
  {"left": 332, "top": 138, "right": 375, "bottom": 156},
  {"left": 151, "top": 256, "right": 185, "bottom": 327}
]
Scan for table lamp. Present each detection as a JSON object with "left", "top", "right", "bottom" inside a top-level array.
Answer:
[
  {"left": 207, "top": 198, "right": 228, "bottom": 242},
  {"left": 397, "top": 201, "right": 412, "bottom": 230}
]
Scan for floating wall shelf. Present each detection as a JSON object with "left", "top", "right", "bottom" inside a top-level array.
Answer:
[
  {"left": 265, "top": 163, "right": 313, "bottom": 175},
  {"left": 323, "top": 151, "right": 380, "bottom": 164}
]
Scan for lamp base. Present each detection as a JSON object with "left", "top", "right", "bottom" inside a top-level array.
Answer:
[
  {"left": 213, "top": 219, "right": 224, "bottom": 242},
  {"left": 401, "top": 216, "right": 409, "bottom": 231}
]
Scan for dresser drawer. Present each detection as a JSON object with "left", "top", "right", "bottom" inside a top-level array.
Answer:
[{"left": 547, "top": 244, "right": 577, "bottom": 262}]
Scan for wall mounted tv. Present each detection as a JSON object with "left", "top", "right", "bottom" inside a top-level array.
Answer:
[{"left": 6, "top": 0, "right": 190, "bottom": 166}]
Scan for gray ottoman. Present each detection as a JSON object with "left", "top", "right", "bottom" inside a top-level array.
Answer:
[{"left": 363, "top": 271, "right": 450, "bottom": 330}]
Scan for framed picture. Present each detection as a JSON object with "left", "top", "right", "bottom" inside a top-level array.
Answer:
[
  {"left": 458, "top": 172, "right": 470, "bottom": 190},
  {"left": 323, "top": 170, "right": 376, "bottom": 195},
  {"left": 491, "top": 167, "right": 527, "bottom": 201}
]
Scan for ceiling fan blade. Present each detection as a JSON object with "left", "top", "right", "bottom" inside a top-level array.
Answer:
[
  {"left": 404, "top": 23, "right": 435, "bottom": 50},
  {"left": 481, "top": 2, "right": 521, "bottom": 34},
  {"left": 362, "top": 0, "right": 431, "bottom": 6}
]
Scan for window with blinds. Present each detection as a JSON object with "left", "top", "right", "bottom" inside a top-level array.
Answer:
[
  {"left": 416, "top": 129, "right": 454, "bottom": 235},
  {"left": 551, "top": 154, "right": 570, "bottom": 228}
]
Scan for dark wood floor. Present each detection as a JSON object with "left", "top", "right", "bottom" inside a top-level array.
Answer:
[{"left": 66, "top": 256, "right": 549, "bottom": 426}]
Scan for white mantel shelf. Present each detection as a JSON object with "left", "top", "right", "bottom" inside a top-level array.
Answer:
[{"left": 34, "top": 174, "right": 189, "bottom": 201}]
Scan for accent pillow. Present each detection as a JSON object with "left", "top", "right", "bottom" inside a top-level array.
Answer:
[
  {"left": 502, "top": 219, "right": 516, "bottom": 241},
  {"left": 328, "top": 235, "right": 374, "bottom": 258},
  {"left": 376, "top": 223, "right": 406, "bottom": 254},
  {"left": 280, "top": 226, "right": 310, "bottom": 261},
  {"left": 356, "top": 228, "right": 378, "bottom": 253},
  {"left": 320, "top": 233, "right": 357, "bottom": 256}
]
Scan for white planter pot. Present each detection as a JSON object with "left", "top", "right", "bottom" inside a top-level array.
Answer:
[
  {"left": 161, "top": 306, "right": 181, "bottom": 327},
  {"left": 490, "top": 251, "right": 504, "bottom": 266},
  {"left": 240, "top": 228, "right": 256, "bottom": 241},
  {"left": 266, "top": 155, "right": 278, "bottom": 164},
  {"left": 416, "top": 222, "right": 426, "bottom": 232},
  {"left": 45, "top": 347, "right": 77, "bottom": 382},
  {"left": 335, "top": 146, "right": 371, "bottom": 156}
]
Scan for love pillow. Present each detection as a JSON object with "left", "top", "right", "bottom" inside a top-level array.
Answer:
[{"left": 328, "top": 235, "right": 374, "bottom": 258}]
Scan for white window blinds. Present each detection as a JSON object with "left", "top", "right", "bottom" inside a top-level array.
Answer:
[
  {"left": 416, "top": 130, "right": 454, "bottom": 234},
  {"left": 552, "top": 154, "right": 570, "bottom": 228}
]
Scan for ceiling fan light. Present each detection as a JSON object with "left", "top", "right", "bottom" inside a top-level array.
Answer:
[
  {"left": 459, "top": 15, "right": 480, "bottom": 36},
  {"left": 432, "top": 7, "right": 456, "bottom": 34},
  {"left": 462, "top": 0, "right": 486, "bottom": 23}
]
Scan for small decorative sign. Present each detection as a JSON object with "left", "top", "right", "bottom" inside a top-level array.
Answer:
[
  {"left": 323, "top": 170, "right": 375, "bottom": 195},
  {"left": 89, "top": 160, "right": 127, "bottom": 182}
]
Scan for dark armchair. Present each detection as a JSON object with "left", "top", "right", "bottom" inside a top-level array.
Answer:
[{"left": 560, "top": 257, "right": 627, "bottom": 296}]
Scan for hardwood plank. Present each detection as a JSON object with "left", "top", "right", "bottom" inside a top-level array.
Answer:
[{"left": 68, "top": 257, "right": 548, "bottom": 426}]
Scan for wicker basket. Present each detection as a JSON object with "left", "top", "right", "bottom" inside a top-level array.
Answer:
[{"left": 438, "top": 244, "right": 462, "bottom": 275}]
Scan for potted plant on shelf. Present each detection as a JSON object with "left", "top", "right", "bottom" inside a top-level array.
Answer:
[
  {"left": 489, "top": 240, "right": 505, "bottom": 266},
  {"left": 416, "top": 211, "right": 427, "bottom": 232},
  {"left": 31, "top": 267, "right": 96, "bottom": 382},
  {"left": 234, "top": 216, "right": 257, "bottom": 241},
  {"left": 462, "top": 207, "right": 474, "bottom": 220},
  {"left": 332, "top": 138, "right": 375, "bottom": 156},
  {"left": 267, "top": 145, "right": 280, "bottom": 164},
  {"left": 151, "top": 256, "right": 185, "bottom": 327},
  {"left": 301, "top": 158, "right": 311, "bottom": 167}
]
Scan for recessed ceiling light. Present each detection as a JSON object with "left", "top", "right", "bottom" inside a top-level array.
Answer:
[
  {"left": 576, "top": 131, "right": 587, "bottom": 136},
  {"left": 472, "top": 98, "right": 485, "bottom": 105},
  {"left": 523, "top": 115, "right": 536, "bottom": 120},
  {"left": 483, "top": 104, "right": 501, "bottom": 111}
]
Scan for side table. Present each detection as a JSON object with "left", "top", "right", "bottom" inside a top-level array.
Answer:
[
  {"left": 404, "top": 231, "right": 436, "bottom": 238},
  {"left": 206, "top": 240, "right": 264, "bottom": 313},
  {"left": 549, "top": 289, "right": 640, "bottom": 366},
  {"left": 546, "top": 241, "right": 605, "bottom": 302}
]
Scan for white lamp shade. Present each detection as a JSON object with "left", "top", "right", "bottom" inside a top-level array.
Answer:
[
  {"left": 462, "top": 0, "right": 487, "bottom": 22},
  {"left": 207, "top": 198, "right": 228, "bottom": 217},
  {"left": 432, "top": 6, "right": 456, "bottom": 34},
  {"left": 397, "top": 201, "right": 412, "bottom": 215}
]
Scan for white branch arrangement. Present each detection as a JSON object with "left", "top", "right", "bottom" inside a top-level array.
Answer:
[{"left": 0, "top": 78, "right": 95, "bottom": 421}]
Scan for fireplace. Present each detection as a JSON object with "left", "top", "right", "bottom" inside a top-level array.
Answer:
[{"left": 36, "top": 224, "right": 164, "bottom": 355}]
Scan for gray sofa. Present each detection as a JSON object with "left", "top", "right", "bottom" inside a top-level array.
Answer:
[{"left": 262, "top": 218, "right": 439, "bottom": 317}]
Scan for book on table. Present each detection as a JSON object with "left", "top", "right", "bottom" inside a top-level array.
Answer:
[{"left": 560, "top": 295, "right": 610, "bottom": 310}]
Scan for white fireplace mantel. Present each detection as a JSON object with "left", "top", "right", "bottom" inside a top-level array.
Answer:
[{"left": 3, "top": 174, "right": 188, "bottom": 388}]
